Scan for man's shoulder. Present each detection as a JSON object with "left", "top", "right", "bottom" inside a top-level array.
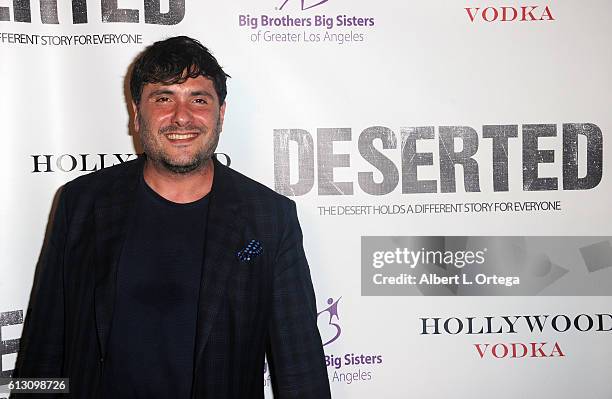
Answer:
[
  {"left": 219, "top": 163, "right": 291, "bottom": 204},
  {"left": 63, "top": 157, "right": 142, "bottom": 196},
  {"left": 216, "top": 161, "right": 293, "bottom": 208}
]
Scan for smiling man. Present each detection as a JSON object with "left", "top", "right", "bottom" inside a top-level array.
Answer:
[{"left": 13, "top": 36, "right": 331, "bottom": 399}]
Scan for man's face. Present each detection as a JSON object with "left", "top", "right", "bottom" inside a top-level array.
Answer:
[{"left": 133, "top": 75, "right": 226, "bottom": 174}]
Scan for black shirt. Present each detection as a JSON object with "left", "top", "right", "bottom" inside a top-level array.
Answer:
[{"left": 101, "top": 176, "right": 209, "bottom": 399}]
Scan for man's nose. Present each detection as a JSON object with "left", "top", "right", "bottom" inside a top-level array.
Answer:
[{"left": 171, "top": 101, "right": 193, "bottom": 126}]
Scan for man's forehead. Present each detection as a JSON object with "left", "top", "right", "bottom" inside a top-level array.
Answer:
[{"left": 143, "top": 75, "right": 215, "bottom": 93}]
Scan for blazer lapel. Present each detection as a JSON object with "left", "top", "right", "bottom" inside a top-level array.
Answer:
[
  {"left": 194, "top": 159, "right": 246, "bottom": 374},
  {"left": 93, "top": 158, "right": 143, "bottom": 358}
]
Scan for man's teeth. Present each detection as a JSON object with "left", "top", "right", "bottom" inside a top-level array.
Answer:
[{"left": 167, "top": 133, "right": 198, "bottom": 140}]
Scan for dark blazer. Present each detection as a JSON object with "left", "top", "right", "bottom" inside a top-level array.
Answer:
[{"left": 13, "top": 157, "right": 331, "bottom": 398}]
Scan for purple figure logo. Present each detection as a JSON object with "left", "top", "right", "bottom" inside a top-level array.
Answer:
[
  {"left": 277, "top": 0, "right": 329, "bottom": 11},
  {"left": 317, "top": 297, "right": 341, "bottom": 346}
]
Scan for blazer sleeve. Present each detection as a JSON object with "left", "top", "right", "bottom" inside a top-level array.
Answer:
[
  {"left": 12, "top": 188, "right": 67, "bottom": 381},
  {"left": 267, "top": 200, "right": 331, "bottom": 398}
]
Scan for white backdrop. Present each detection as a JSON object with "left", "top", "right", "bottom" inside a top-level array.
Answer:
[{"left": 1, "top": 1, "right": 612, "bottom": 397}]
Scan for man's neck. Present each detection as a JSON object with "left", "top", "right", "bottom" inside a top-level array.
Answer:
[{"left": 143, "top": 159, "right": 214, "bottom": 203}]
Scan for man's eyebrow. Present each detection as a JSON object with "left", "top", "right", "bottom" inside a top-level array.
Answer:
[
  {"left": 146, "top": 89, "right": 215, "bottom": 99},
  {"left": 191, "top": 90, "right": 214, "bottom": 98},
  {"left": 148, "top": 89, "right": 175, "bottom": 97}
]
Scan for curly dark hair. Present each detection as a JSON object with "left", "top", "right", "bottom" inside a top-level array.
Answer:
[{"left": 129, "top": 36, "right": 230, "bottom": 105}]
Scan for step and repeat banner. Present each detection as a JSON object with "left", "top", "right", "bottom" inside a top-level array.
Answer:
[{"left": 1, "top": 1, "right": 611, "bottom": 398}]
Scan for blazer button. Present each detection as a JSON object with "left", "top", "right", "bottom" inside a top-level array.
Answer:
[{"left": 99, "top": 357, "right": 104, "bottom": 363}]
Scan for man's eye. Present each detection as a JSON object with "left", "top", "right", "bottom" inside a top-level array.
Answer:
[
  {"left": 194, "top": 98, "right": 209, "bottom": 104},
  {"left": 155, "top": 97, "right": 171, "bottom": 103}
]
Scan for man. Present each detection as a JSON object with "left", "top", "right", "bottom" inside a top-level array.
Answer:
[{"left": 13, "top": 36, "right": 331, "bottom": 398}]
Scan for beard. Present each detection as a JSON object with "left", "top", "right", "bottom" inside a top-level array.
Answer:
[{"left": 139, "top": 115, "right": 222, "bottom": 175}]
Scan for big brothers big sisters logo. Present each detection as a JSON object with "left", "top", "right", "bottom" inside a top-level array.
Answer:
[
  {"left": 263, "top": 296, "right": 384, "bottom": 388},
  {"left": 317, "top": 296, "right": 384, "bottom": 385},
  {"left": 317, "top": 297, "right": 342, "bottom": 346},
  {"left": 237, "top": 0, "right": 377, "bottom": 45}
]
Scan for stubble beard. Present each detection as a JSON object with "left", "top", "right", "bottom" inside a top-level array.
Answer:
[{"left": 139, "top": 115, "right": 222, "bottom": 175}]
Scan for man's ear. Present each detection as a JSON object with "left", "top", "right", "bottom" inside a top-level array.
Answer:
[
  {"left": 219, "top": 101, "right": 226, "bottom": 131},
  {"left": 131, "top": 102, "right": 140, "bottom": 132}
]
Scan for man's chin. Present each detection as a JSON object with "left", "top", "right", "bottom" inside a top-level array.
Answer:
[{"left": 160, "top": 156, "right": 212, "bottom": 175}]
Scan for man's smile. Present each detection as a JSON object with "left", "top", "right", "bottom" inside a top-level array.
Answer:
[{"left": 165, "top": 132, "right": 200, "bottom": 141}]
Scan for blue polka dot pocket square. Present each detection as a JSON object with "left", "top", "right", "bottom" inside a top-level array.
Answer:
[{"left": 237, "top": 239, "right": 264, "bottom": 262}]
